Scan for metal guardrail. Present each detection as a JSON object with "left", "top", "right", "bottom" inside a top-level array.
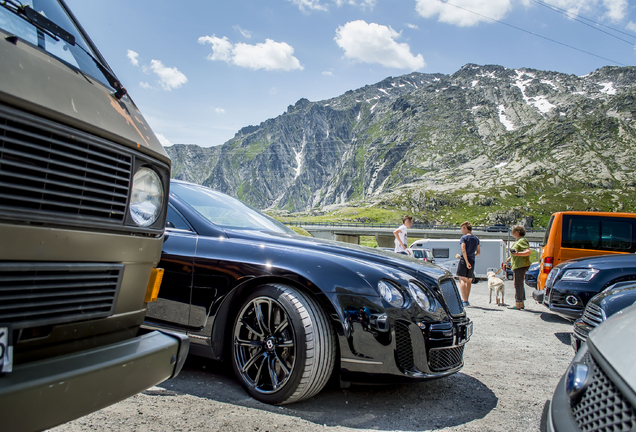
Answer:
[{"left": 282, "top": 220, "right": 546, "bottom": 233}]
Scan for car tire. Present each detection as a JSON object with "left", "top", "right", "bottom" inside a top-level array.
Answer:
[{"left": 231, "top": 284, "right": 335, "bottom": 405}]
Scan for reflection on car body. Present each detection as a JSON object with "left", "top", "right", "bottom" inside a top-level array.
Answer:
[{"left": 144, "top": 180, "right": 473, "bottom": 405}]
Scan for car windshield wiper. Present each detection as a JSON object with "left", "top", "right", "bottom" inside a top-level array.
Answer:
[{"left": 1, "top": 0, "right": 127, "bottom": 99}]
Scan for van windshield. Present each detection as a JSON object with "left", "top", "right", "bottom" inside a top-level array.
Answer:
[{"left": 0, "top": 0, "right": 112, "bottom": 88}]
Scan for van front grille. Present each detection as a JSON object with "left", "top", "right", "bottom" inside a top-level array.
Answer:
[
  {"left": 0, "top": 103, "right": 132, "bottom": 227},
  {"left": 0, "top": 262, "right": 123, "bottom": 329}
]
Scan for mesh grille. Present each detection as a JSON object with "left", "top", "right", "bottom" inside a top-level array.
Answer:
[
  {"left": 394, "top": 321, "right": 415, "bottom": 372},
  {"left": 571, "top": 351, "right": 636, "bottom": 432},
  {"left": 439, "top": 279, "right": 464, "bottom": 316},
  {"left": 0, "top": 104, "right": 132, "bottom": 226},
  {"left": 0, "top": 263, "right": 123, "bottom": 329},
  {"left": 428, "top": 345, "right": 464, "bottom": 372}
]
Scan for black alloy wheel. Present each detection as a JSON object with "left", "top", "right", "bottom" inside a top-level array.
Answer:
[
  {"left": 231, "top": 284, "right": 335, "bottom": 405},
  {"left": 233, "top": 296, "right": 295, "bottom": 394}
]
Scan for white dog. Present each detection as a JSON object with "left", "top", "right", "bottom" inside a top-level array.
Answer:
[{"left": 487, "top": 271, "right": 505, "bottom": 306}]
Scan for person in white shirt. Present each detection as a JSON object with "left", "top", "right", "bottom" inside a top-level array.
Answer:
[{"left": 394, "top": 215, "right": 413, "bottom": 255}]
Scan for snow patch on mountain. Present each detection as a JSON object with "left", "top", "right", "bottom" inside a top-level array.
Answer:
[{"left": 498, "top": 104, "right": 515, "bottom": 131}]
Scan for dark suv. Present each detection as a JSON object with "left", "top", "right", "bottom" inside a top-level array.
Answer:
[
  {"left": 0, "top": 1, "right": 187, "bottom": 430},
  {"left": 542, "top": 254, "right": 636, "bottom": 320},
  {"left": 571, "top": 281, "right": 636, "bottom": 352}
]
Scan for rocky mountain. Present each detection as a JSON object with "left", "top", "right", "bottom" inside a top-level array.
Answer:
[{"left": 166, "top": 64, "right": 636, "bottom": 226}]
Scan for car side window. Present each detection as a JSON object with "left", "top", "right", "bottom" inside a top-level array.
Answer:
[
  {"left": 166, "top": 206, "right": 191, "bottom": 231},
  {"left": 562, "top": 215, "right": 635, "bottom": 252},
  {"left": 432, "top": 248, "right": 449, "bottom": 259}
]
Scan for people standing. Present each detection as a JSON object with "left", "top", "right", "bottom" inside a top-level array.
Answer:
[
  {"left": 457, "top": 221, "right": 480, "bottom": 307},
  {"left": 507, "top": 225, "right": 532, "bottom": 310},
  {"left": 394, "top": 215, "right": 413, "bottom": 255}
]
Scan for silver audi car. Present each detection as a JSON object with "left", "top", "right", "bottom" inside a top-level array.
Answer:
[{"left": 544, "top": 302, "right": 636, "bottom": 432}]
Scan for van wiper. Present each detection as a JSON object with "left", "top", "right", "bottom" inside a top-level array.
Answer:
[{"left": 1, "top": 0, "right": 128, "bottom": 99}]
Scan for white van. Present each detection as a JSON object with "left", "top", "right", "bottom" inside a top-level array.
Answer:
[{"left": 411, "top": 239, "right": 507, "bottom": 280}]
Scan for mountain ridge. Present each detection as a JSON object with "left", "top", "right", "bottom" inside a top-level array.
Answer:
[{"left": 166, "top": 63, "right": 636, "bottom": 226}]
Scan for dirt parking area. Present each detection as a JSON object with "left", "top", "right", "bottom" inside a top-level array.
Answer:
[{"left": 52, "top": 280, "right": 575, "bottom": 432}]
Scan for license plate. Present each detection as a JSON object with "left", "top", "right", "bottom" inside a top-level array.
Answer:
[
  {"left": 0, "top": 327, "right": 12, "bottom": 374},
  {"left": 466, "top": 322, "right": 474, "bottom": 341}
]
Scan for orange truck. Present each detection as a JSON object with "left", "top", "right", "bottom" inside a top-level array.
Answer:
[{"left": 536, "top": 211, "right": 636, "bottom": 293}]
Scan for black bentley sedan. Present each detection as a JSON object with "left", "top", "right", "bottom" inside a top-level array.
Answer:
[
  {"left": 571, "top": 281, "right": 636, "bottom": 352},
  {"left": 143, "top": 180, "right": 472, "bottom": 404},
  {"left": 542, "top": 254, "right": 636, "bottom": 320}
]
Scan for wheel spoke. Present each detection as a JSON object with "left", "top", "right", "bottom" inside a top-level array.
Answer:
[
  {"left": 235, "top": 338, "right": 263, "bottom": 348},
  {"left": 274, "top": 318, "right": 288, "bottom": 335},
  {"left": 240, "top": 318, "right": 264, "bottom": 338},
  {"left": 255, "top": 301, "right": 270, "bottom": 334},
  {"left": 241, "top": 348, "right": 266, "bottom": 373},
  {"left": 267, "top": 299, "right": 273, "bottom": 335},
  {"left": 277, "top": 339, "right": 294, "bottom": 348},
  {"left": 268, "top": 355, "right": 280, "bottom": 390},
  {"left": 253, "top": 354, "right": 267, "bottom": 388},
  {"left": 274, "top": 352, "right": 290, "bottom": 377}
]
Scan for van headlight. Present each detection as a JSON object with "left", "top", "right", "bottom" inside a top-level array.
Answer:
[
  {"left": 130, "top": 167, "right": 164, "bottom": 226},
  {"left": 378, "top": 281, "right": 407, "bottom": 309},
  {"left": 408, "top": 281, "right": 436, "bottom": 312},
  {"left": 561, "top": 269, "right": 599, "bottom": 282}
]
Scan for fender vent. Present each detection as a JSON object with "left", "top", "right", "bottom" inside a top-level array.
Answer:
[{"left": 394, "top": 321, "right": 415, "bottom": 372}]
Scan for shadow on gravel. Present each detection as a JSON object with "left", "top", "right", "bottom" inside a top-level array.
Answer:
[
  {"left": 554, "top": 332, "right": 573, "bottom": 346},
  {"left": 159, "top": 356, "right": 498, "bottom": 431},
  {"left": 540, "top": 312, "right": 573, "bottom": 324},
  {"left": 468, "top": 306, "right": 504, "bottom": 312}
]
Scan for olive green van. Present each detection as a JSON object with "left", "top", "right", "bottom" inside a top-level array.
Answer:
[{"left": 0, "top": 1, "right": 188, "bottom": 430}]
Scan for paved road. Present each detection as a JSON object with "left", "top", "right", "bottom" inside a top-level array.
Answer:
[{"left": 52, "top": 280, "right": 574, "bottom": 432}]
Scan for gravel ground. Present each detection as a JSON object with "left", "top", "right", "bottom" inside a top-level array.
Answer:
[{"left": 52, "top": 280, "right": 575, "bottom": 432}]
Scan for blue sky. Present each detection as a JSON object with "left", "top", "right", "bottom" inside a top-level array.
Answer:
[{"left": 65, "top": 0, "right": 636, "bottom": 147}]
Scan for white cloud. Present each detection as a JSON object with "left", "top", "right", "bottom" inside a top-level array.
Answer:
[
  {"left": 155, "top": 133, "right": 172, "bottom": 146},
  {"left": 139, "top": 81, "right": 152, "bottom": 89},
  {"left": 627, "top": 21, "right": 636, "bottom": 32},
  {"left": 198, "top": 35, "right": 233, "bottom": 62},
  {"left": 127, "top": 49, "right": 139, "bottom": 66},
  {"left": 199, "top": 36, "right": 303, "bottom": 71},
  {"left": 601, "top": 0, "right": 627, "bottom": 22},
  {"left": 406, "top": 23, "right": 419, "bottom": 29},
  {"left": 233, "top": 25, "right": 252, "bottom": 39},
  {"left": 322, "top": 70, "right": 333, "bottom": 76},
  {"left": 215, "top": 107, "right": 226, "bottom": 114},
  {"left": 148, "top": 60, "right": 188, "bottom": 90},
  {"left": 334, "top": 0, "right": 376, "bottom": 8},
  {"left": 415, "top": 0, "right": 513, "bottom": 27},
  {"left": 287, "top": 0, "right": 328, "bottom": 12},
  {"left": 269, "top": 87, "right": 278, "bottom": 94},
  {"left": 334, "top": 20, "right": 425, "bottom": 69}
]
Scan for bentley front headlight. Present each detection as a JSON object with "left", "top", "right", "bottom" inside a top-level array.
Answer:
[
  {"left": 130, "top": 167, "right": 163, "bottom": 226},
  {"left": 378, "top": 281, "right": 407, "bottom": 309},
  {"left": 408, "top": 281, "right": 436, "bottom": 312}
]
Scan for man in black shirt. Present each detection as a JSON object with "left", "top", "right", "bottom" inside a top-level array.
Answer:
[{"left": 457, "top": 221, "right": 481, "bottom": 307}]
